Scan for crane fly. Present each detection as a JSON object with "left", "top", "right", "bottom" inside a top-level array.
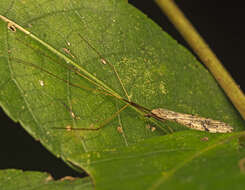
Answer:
[{"left": 5, "top": 16, "right": 234, "bottom": 133}]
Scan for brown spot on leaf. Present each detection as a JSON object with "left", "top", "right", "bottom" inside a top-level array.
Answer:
[
  {"left": 59, "top": 176, "right": 78, "bottom": 181},
  {"left": 45, "top": 175, "right": 54, "bottom": 182},
  {"left": 200, "top": 137, "right": 209, "bottom": 141},
  {"left": 238, "top": 157, "right": 245, "bottom": 174},
  {"left": 117, "top": 126, "right": 123, "bottom": 133},
  {"left": 151, "top": 127, "right": 156, "bottom": 132},
  {"left": 65, "top": 125, "right": 72, "bottom": 131}
]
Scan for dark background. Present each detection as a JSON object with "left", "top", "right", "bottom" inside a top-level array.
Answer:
[{"left": 0, "top": 0, "right": 244, "bottom": 179}]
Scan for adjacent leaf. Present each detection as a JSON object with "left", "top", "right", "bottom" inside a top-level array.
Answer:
[
  {"left": 70, "top": 131, "right": 245, "bottom": 190},
  {"left": 0, "top": 169, "right": 93, "bottom": 190},
  {"left": 0, "top": 0, "right": 244, "bottom": 189}
]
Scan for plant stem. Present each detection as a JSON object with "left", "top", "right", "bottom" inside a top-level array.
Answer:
[{"left": 155, "top": 0, "right": 245, "bottom": 119}]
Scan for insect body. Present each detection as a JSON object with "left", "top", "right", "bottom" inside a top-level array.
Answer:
[{"left": 149, "top": 108, "right": 233, "bottom": 133}]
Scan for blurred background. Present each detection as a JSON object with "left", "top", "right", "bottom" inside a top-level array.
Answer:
[{"left": 0, "top": 0, "right": 244, "bottom": 179}]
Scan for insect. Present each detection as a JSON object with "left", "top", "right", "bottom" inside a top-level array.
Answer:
[
  {"left": 121, "top": 100, "right": 233, "bottom": 133},
  {"left": 149, "top": 108, "right": 233, "bottom": 133},
  {"left": 4, "top": 16, "right": 233, "bottom": 133}
]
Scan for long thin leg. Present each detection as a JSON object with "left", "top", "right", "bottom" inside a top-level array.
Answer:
[
  {"left": 78, "top": 33, "right": 131, "bottom": 101},
  {"left": 53, "top": 104, "right": 129, "bottom": 131}
]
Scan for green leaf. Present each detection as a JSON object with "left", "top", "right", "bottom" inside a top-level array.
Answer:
[
  {"left": 0, "top": 0, "right": 244, "bottom": 189},
  {"left": 0, "top": 169, "right": 93, "bottom": 190},
  {"left": 71, "top": 131, "right": 245, "bottom": 190}
]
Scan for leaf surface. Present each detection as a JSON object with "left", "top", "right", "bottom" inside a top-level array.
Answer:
[
  {"left": 0, "top": 0, "right": 244, "bottom": 189},
  {"left": 0, "top": 169, "right": 93, "bottom": 190},
  {"left": 73, "top": 131, "right": 245, "bottom": 190}
]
